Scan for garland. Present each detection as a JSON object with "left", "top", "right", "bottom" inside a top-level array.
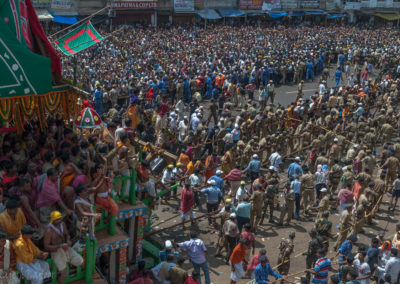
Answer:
[{"left": 0, "top": 89, "right": 79, "bottom": 131}]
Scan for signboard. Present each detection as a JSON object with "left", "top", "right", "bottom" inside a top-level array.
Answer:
[
  {"left": 300, "top": 0, "right": 320, "bottom": 8},
  {"left": 344, "top": 2, "right": 361, "bottom": 9},
  {"left": 51, "top": 0, "right": 72, "bottom": 9},
  {"left": 239, "top": 0, "right": 262, "bottom": 9},
  {"left": 262, "top": 0, "right": 281, "bottom": 10},
  {"left": 109, "top": 1, "right": 157, "bottom": 9},
  {"left": 32, "top": 0, "right": 51, "bottom": 8},
  {"left": 174, "top": 0, "right": 194, "bottom": 12},
  {"left": 284, "top": 0, "right": 298, "bottom": 9}
]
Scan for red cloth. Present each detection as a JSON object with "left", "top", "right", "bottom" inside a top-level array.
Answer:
[
  {"left": 95, "top": 195, "right": 118, "bottom": 215},
  {"left": 224, "top": 169, "right": 242, "bottom": 181},
  {"left": 128, "top": 277, "right": 153, "bottom": 284},
  {"left": 240, "top": 231, "right": 255, "bottom": 249},
  {"left": 184, "top": 277, "right": 199, "bottom": 284},
  {"left": 26, "top": 0, "right": 61, "bottom": 74},
  {"left": 247, "top": 254, "right": 269, "bottom": 271},
  {"left": 180, "top": 188, "right": 195, "bottom": 214},
  {"left": 146, "top": 88, "right": 154, "bottom": 100},
  {"left": 1, "top": 173, "right": 17, "bottom": 186},
  {"left": 156, "top": 102, "right": 169, "bottom": 117}
]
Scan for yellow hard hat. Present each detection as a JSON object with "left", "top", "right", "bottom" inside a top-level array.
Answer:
[
  {"left": 50, "top": 211, "right": 62, "bottom": 224},
  {"left": 226, "top": 198, "right": 232, "bottom": 203},
  {"left": 240, "top": 181, "right": 246, "bottom": 185},
  {"left": 176, "top": 162, "right": 182, "bottom": 167},
  {"left": 168, "top": 164, "right": 174, "bottom": 169}
]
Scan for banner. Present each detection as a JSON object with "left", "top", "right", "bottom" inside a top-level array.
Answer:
[
  {"left": 108, "top": 1, "right": 157, "bottom": 9},
  {"left": 300, "top": 0, "right": 320, "bottom": 8},
  {"left": 239, "top": 0, "right": 262, "bottom": 9},
  {"left": 51, "top": 0, "right": 72, "bottom": 9},
  {"left": 32, "top": 0, "right": 51, "bottom": 7},
  {"left": 262, "top": 0, "right": 281, "bottom": 10},
  {"left": 174, "top": 0, "right": 194, "bottom": 12},
  {"left": 55, "top": 21, "right": 103, "bottom": 56}
]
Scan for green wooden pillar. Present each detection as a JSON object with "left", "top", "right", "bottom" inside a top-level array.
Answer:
[
  {"left": 129, "top": 168, "right": 137, "bottom": 206},
  {"left": 84, "top": 235, "right": 94, "bottom": 284}
]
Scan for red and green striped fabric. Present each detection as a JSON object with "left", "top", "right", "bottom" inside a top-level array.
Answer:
[{"left": 55, "top": 20, "right": 103, "bottom": 56}]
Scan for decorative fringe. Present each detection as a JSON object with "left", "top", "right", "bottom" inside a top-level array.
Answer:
[{"left": 0, "top": 89, "right": 79, "bottom": 131}]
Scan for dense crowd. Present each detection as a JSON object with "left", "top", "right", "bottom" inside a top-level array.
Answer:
[{"left": 0, "top": 22, "right": 400, "bottom": 284}]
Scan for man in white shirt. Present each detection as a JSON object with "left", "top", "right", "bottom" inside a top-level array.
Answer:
[
  {"left": 376, "top": 248, "right": 400, "bottom": 284},
  {"left": 318, "top": 81, "right": 326, "bottom": 95},
  {"left": 269, "top": 148, "right": 282, "bottom": 172},
  {"left": 354, "top": 250, "right": 371, "bottom": 284},
  {"left": 178, "top": 117, "right": 188, "bottom": 142}
]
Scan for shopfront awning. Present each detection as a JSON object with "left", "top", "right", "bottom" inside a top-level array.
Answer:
[
  {"left": 305, "top": 11, "right": 328, "bottom": 15},
  {"left": 328, "top": 13, "right": 347, "bottom": 19},
  {"left": 197, "top": 9, "right": 221, "bottom": 19},
  {"left": 36, "top": 10, "right": 54, "bottom": 21},
  {"left": 376, "top": 13, "right": 400, "bottom": 21},
  {"left": 218, "top": 9, "right": 245, "bottom": 17},
  {"left": 268, "top": 12, "right": 288, "bottom": 18},
  {"left": 244, "top": 10, "right": 267, "bottom": 16},
  {"left": 53, "top": 16, "right": 78, "bottom": 24}
]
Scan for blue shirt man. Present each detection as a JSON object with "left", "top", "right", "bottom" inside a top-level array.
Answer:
[
  {"left": 306, "top": 61, "right": 314, "bottom": 81},
  {"left": 208, "top": 170, "right": 224, "bottom": 190},
  {"left": 201, "top": 180, "right": 222, "bottom": 204},
  {"left": 339, "top": 54, "right": 346, "bottom": 68},
  {"left": 254, "top": 256, "right": 283, "bottom": 284},
  {"left": 367, "top": 239, "right": 379, "bottom": 272},
  {"left": 243, "top": 155, "right": 261, "bottom": 174},
  {"left": 291, "top": 176, "right": 302, "bottom": 218},
  {"left": 93, "top": 87, "right": 103, "bottom": 116},
  {"left": 335, "top": 68, "right": 342, "bottom": 87},
  {"left": 183, "top": 79, "right": 191, "bottom": 102},
  {"left": 338, "top": 236, "right": 356, "bottom": 262},
  {"left": 287, "top": 158, "right": 303, "bottom": 180}
]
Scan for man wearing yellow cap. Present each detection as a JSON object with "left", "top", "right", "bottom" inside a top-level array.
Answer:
[{"left": 43, "top": 211, "right": 83, "bottom": 284}]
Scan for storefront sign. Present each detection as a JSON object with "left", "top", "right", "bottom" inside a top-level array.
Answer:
[
  {"left": 32, "top": 0, "right": 51, "bottom": 8},
  {"left": 300, "top": 0, "right": 320, "bottom": 8},
  {"left": 239, "top": 0, "right": 263, "bottom": 10},
  {"left": 174, "top": 0, "right": 194, "bottom": 12},
  {"left": 109, "top": 1, "right": 157, "bottom": 9},
  {"left": 51, "top": 0, "right": 72, "bottom": 9},
  {"left": 262, "top": 0, "right": 281, "bottom": 10}
]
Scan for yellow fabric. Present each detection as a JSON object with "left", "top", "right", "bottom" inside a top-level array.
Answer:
[
  {"left": 376, "top": 13, "right": 400, "bottom": 21},
  {"left": 0, "top": 209, "right": 26, "bottom": 236},
  {"left": 14, "top": 236, "right": 40, "bottom": 264},
  {"left": 50, "top": 211, "right": 62, "bottom": 224},
  {"left": 186, "top": 161, "right": 194, "bottom": 175}
]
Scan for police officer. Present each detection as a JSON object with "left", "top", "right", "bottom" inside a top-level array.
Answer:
[
  {"left": 277, "top": 231, "right": 295, "bottom": 275},
  {"left": 260, "top": 178, "right": 279, "bottom": 224},
  {"left": 303, "top": 228, "right": 322, "bottom": 280},
  {"left": 315, "top": 211, "right": 332, "bottom": 253},
  {"left": 278, "top": 182, "right": 295, "bottom": 226},
  {"left": 334, "top": 204, "right": 353, "bottom": 250}
]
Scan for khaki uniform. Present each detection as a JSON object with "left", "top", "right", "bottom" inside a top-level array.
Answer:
[
  {"left": 329, "top": 164, "right": 342, "bottom": 195},
  {"left": 279, "top": 188, "right": 295, "bottom": 225},
  {"left": 250, "top": 190, "right": 265, "bottom": 231},
  {"left": 334, "top": 210, "right": 352, "bottom": 249},
  {"left": 306, "top": 236, "right": 322, "bottom": 279},
  {"left": 316, "top": 195, "right": 329, "bottom": 220},
  {"left": 301, "top": 173, "right": 315, "bottom": 213},
  {"left": 277, "top": 238, "right": 294, "bottom": 275},
  {"left": 352, "top": 203, "right": 366, "bottom": 235},
  {"left": 383, "top": 156, "right": 400, "bottom": 188}
]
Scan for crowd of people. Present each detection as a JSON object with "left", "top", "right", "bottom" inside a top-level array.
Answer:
[{"left": 0, "top": 21, "right": 399, "bottom": 284}]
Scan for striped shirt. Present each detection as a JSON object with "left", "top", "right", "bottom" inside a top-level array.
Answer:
[{"left": 312, "top": 257, "right": 332, "bottom": 283}]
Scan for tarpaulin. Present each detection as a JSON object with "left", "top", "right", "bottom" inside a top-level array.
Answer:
[
  {"left": 197, "top": 9, "right": 221, "bottom": 19},
  {"left": 328, "top": 13, "right": 347, "bottom": 19},
  {"left": 268, "top": 12, "right": 288, "bottom": 18},
  {"left": 376, "top": 13, "right": 400, "bottom": 21},
  {"left": 218, "top": 9, "right": 245, "bottom": 17},
  {"left": 36, "top": 9, "right": 54, "bottom": 21},
  {"left": 53, "top": 15, "right": 78, "bottom": 24}
]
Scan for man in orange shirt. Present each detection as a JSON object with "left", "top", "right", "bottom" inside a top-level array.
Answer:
[
  {"left": 229, "top": 239, "right": 247, "bottom": 284},
  {"left": 352, "top": 176, "right": 363, "bottom": 201}
]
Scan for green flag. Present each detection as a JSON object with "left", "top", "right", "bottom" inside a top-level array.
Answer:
[{"left": 55, "top": 20, "right": 103, "bottom": 56}]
